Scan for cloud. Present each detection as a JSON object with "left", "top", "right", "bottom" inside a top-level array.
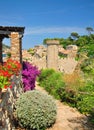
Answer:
[{"left": 25, "top": 26, "right": 86, "bottom": 35}]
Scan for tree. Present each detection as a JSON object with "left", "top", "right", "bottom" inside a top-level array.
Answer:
[
  {"left": 76, "top": 35, "right": 88, "bottom": 47},
  {"left": 70, "top": 32, "right": 79, "bottom": 40},
  {"left": 86, "top": 27, "right": 94, "bottom": 35}
]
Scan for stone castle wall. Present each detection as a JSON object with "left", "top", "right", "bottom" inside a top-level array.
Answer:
[
  {"left": 58, "top": 58, "right": 78, "bottom": 73},
  {"left": 24, "top": 44, "right": 78, "bottom": 74}
]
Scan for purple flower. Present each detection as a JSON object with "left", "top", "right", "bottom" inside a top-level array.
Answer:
[{"left": 22, "top": 61, "right": 40, "bottom": 92}]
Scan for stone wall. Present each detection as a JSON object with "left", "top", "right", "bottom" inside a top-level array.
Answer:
[
  {"left": 0, "top": 75, "right": 23, "bottom": 130},
  {"left": 23, "top": 45, "right": 47, "bottom": 70},
  {"left": 26, "top": 44, "right": 78, "bottom": 74},
  {"left": 58, "top": 58, "right": 78, "bottom": 74}
]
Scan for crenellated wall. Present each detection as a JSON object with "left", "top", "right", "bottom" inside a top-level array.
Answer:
[{"left": 0, "top": 75, "right": 23, "bottom": 130}]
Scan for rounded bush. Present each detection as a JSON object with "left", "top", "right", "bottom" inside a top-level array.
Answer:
[{"left": 15, "top": 90, "right": 57, "bottom": 130}]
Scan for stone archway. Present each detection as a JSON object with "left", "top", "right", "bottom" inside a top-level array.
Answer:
[{"left": 0, "top": 26, "right": 25, "bottom": 63}]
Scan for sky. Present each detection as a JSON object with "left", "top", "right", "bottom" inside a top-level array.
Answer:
[{"left": 0, "top": 0, "right": 94, "bottom": 49}]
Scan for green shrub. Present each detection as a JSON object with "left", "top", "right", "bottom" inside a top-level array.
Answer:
[
  {"left": 15, "top": 90, "right": 57, "bottom": 130},
  {"left": 79, "top": 80, "right": 94, "bottom": 92},
  {"left": 77, "top": 94, "right": 94, "bottom": 115},
  {"left": 38, "top": 69, "right": 55, "bottom": 85},
  {"left": 76, "top": 80, "right": 94, "bottom": 116},
  {"left": 38, "top": 69, "right": 94, "bottom": 120},
  {"left": 38, "top": 69, "right": 65, "bottom": 99}
]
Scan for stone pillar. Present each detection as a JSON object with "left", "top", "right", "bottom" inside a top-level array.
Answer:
[
  {"left": 0, "top": 37, "right": 3, "bottom": 63},
  {"left": 46, "top": 40, "right": 59, "bottom": 71},
  {"left": 10, "top": 32, "right": 23, "bottom": 63}
]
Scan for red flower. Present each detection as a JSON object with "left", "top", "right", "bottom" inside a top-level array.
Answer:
[
  {"left": 4, "top": 86, "right": 8, "bottom": 89},
  {"left": 9, "top": 85, "right": 12, "bottom": 89},
  {"left": 0, "top": 58, "right": 21, "bottom": 90}
]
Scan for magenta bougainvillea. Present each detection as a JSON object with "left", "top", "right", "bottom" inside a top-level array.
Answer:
[{"left": 22, "top": 61, "right": 40, "bottom": 91}]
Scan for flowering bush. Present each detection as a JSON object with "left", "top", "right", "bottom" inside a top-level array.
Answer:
[
  {"left": 22, "top": 61, "right": 40, "bottom": 91},
  {"left": 0, "top": 59, "right": 21, "bottom": 89},
  {"left": 2, "top": 59, "right": 21, "bottom": 75}
]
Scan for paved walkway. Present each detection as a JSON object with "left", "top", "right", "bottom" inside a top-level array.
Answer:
[{"left": 36, "top": 82, "right": 94, "bottom": 130}]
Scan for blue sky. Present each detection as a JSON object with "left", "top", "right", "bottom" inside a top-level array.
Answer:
[{"left": 0, "top": 0, "right": 94, "bottom": 49}]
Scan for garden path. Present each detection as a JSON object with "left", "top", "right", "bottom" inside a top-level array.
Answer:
[{"left": 36, "top": 82, "right": 94, "bottom": 130}]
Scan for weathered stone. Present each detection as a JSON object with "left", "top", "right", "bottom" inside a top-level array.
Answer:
[
  {"left": 46, "top": 40, "right": 59, "bottom": 71},
  {"left": 0, "top": 75, "right": 23, "bottom": 129},
  {"left": 10, "top": 32, "right": 23, "bottom": 63},
  {"left": 23, "top": 44, "right": 78, "bottom": 73}
]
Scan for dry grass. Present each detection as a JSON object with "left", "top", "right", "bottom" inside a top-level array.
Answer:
[{"left": 63, "top": 72, "right": 85, "bottom": 92}]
